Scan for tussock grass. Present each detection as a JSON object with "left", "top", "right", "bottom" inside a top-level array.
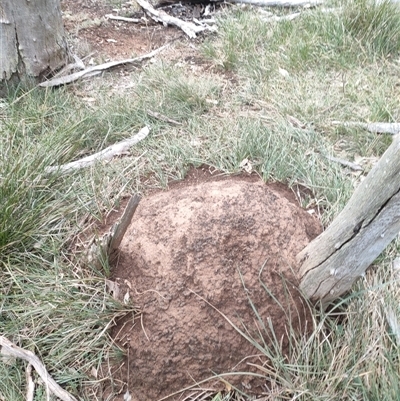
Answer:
[{"left": 1, "top": 0, "right": 400, "bottom": 399}]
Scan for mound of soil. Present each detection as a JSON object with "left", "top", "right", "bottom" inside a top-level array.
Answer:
[{"left": 111, "top": 174, "right": 321, "bottom": 400}]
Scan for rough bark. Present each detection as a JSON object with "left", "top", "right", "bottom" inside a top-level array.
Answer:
[
  {"left": 298, "top": 135, "right": 400, "bottom": 305},
  {"left": 0, "top": 0, "right": 67, "bottom": 92}
]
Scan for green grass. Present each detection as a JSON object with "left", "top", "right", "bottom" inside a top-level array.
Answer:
[{"left": 1, "top": 0, "right": 400, "bottom": 399}]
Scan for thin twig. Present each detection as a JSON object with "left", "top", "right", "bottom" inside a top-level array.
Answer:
[
  {"left": 146, "top": 110, "right": 183, "bottom": 126},
  {"left": 39, "top": 45, "right": 169, "bottom": 87}
]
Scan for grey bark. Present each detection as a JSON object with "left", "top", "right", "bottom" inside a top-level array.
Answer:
[
  {"left": 298, "top": 135, "right": 400, "bottom": 306},
  {"left": 0, "top": 0, "right": 67, "bottom": 90}
]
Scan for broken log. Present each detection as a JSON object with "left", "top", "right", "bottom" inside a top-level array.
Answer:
[{"left": 298, "top": 135, "right": 400, "bottom": 305}]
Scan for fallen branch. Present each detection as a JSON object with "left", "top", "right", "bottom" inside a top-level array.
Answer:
[
  {"left": 325, "top": 155, "right": 363, "bottom": 171},
  {"left": 332, "top": 121, "right": 400, "bottom": 135},
  {"left": 105, "top": 14, "right": 141, "bottom": 23},
  {"left": 226, "top": 0, "right": 324, "bottom": 7},
  {"left": 0, "top": 336, "right": 78, "bottom": 401},
  {"left": 136, "top": 0, "right": 210, "bottom": 38},
  {"left": 39, "top": 45, "right": 169, "bottom": 87},
  {"left": 45, "top": 126, "right": 150, "bottom": 174},
  {"left": 52, "top": 54, "right": 86, "bottom": 79}
]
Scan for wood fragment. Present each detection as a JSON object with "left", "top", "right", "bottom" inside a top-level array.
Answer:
[
  {"left": 298, "top": 135, "right": 400, "bottom": 305},
  {"left": 0, "top": 336, "right": 78, "bottom": 401},
  {"left": 325, "top": 155, "right": 363, "bottom": 171},
  {"left": 146, "top": 109, "right": 183, "bottom": 126},
  {"left": 105, "top": 14, "right": 141, "bottom": 23},
  {"left": 86, "top": 195, "right": 141, "bottom": 269},
  {"left": 39, "top": 45, "right": 169, "bottom": 87},
  {"left": 109, "top": 195, "right": 141, "bottom": 252},
  {"left": 45, "top": 126, "right": 150, "bottom": 174},
  {"left": 226, "top": 0, "right": 324, "bottom": 7},
  {"left": 332, "top": 121, "right": 400, "bottom": 135},
  {"left": 136, "top": 0, "right": 210, "bottom": 38}
]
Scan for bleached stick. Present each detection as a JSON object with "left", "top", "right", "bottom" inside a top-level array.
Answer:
[
  {"left": 0, "top": 336, "right": 78, "bottom": 401},
  {"left": 105, "top": 14, "right": 141, "bottom": 23},
  {"left": 332, "top": 121, "right": 400, "bottom": 135},
  {"left": 227, "top": 0, "right": 324, "bottom": 7},
  {"left": 39, "top": 45, "right": 168, "bottom": 87},
  {"left": 45, "top": 126, "right": 150, "bottom": 174},
  {"left": 325, "top": 155, "right": 363, "bottom": 171},
  {"left": 136, "top": 0, "right": 209, "bottom": 38},
  {"left": 26, "top": 363, "right": 35, "bottom": 401}
]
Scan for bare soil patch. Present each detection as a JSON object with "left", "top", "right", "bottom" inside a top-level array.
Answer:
[
  {"left": 107, "top": 172, "right": 321, "bottom": 400},
  {"left": 62, "top": 0, "right": 184, "bottom": 60}
]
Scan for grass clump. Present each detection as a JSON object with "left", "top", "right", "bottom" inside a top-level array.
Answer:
[
  {"left": 341, "top": 0, "right": 400, "bottom": 57},
  {"left": 0, "top": 87, "right": 137, "bottom": 400}
]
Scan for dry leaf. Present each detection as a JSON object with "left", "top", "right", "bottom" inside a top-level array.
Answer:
[
  {"left": 239, "top": 158, "right": 253, "bottom": 173},
  {"left": 90, "top": 366, "right": 98, "bottom": 378},
  {"left": 124, "top": 290, "right": 130, "bottom": 304},
  {"left": 278, "top": 67, "right": 289, "bottom": 78},
  {"left": 124, "top": 389, "right": 132, "bottom": 401},
  {"left": 105, "top": 279, "right": 121, "bottom": 300}
]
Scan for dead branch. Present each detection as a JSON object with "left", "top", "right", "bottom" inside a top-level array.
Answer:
[
  {"left": 86, "top": 195, "right": 141, "bottom": 269},
  {"left": 226, "top": 0, "right": 324, "bottom": 7},
  {"left": 52, "top": 54, "right": 86, "bottom": 79},
  {"left": 0, "top": 336, "right": 78, "bottom": 401},
  {"left": 109, "top": 195, "right": 141, "bottom": 252},
  {"left": 136, "top": 0, "right": 211, "bottom": 38},
  {"left": 105, "top": 14, "right": 141, "bottom": 23},
  {"left": 45, "top": 126, "right": 150, "bottom": 174},
  {"left": 39, "top": 45, "right": 168, "bottom": 87},
  {"left": 325, "top": 155, "right": 363, "bottom": 171},
  {"left": 332, "top": 121, "right": 400, "bottom": 135}
]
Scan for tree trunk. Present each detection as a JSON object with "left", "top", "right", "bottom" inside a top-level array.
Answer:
[
  {"left": 0, "top": 0, "right": 67, "bottom": 93},
  {"left": 297, "top": 135, "right": 400, "bottom": 306}
]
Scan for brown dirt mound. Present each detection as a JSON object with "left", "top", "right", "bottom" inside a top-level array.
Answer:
[{"left": 110, "top": 174, "right": 321, "bottom": 400}]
